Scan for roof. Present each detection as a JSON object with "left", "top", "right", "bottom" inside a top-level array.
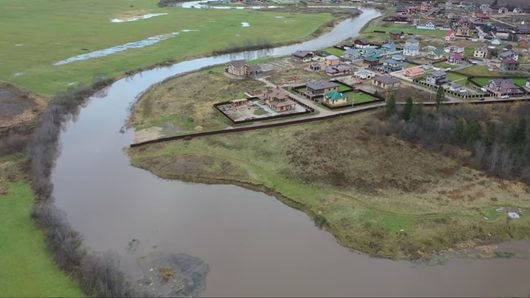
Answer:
[
  {"left": 405, "top": 67, "right": 425, "bottom": 75},
  {"left": 325, "top": 55, "right": 340, "bottom": 60},
  {"left": 373, "top": 75, "right": 400, "bottom": 85},
  {"left": 405, "top": 37, "right": 419, "bottom": 44},
  {"left": 364, "top": 55, "right": 379, "bottom": 62},
  {"left": 306, "top": 80, "right": 339, "bottom": 90},
  {"left": 385, "top": 58, "right": 399, "bottom": 64},
  {"left": 429, "top": 70, "right": 447, "bottom": 78},
  {"left": 432, "top": 48, "right": 445, "bottom": 55},
  {"left": 490, "top": 79, "right": 519, "bottom": 89},
  {"left": 292, "top": 50, "right": 313, "bottom": 58},
  {"left": 325, "top": 91, "right": 346, "bottom": 101},
  {"left": 247, "top": 64, "right": 261, "bottom": 72},
  {"left": 451, "top": 52, "right": 463, "bottom": 59},
  {"left": 474, "top": 47, "right": 488, "bottom": 52},
  {"left": 265, "top": 87, "right": 289, "bottom": 100},
  {"left": 446, "top": 30, "right": 455, "bottom": 36},
  {"left": 502, "top": 58, "right": 518, "bottom": 64},
  {"left": 228, "top": 60, "right": 247, "bottom": 68}
]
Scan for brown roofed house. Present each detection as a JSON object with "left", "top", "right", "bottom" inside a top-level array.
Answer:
[
  {"left": 305, "top": 80, "right": 339, "bottom": 100},
  {"left": 372, "top": 75, "right": 401, "bottom": 89},
  {"left": 263, "top": 87, "right": 297, "bottom": 113}
]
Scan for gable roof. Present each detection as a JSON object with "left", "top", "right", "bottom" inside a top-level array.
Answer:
[
  {"left": 306, "top": 80, "right": 339, "bottom": 90},
  {"left": 325, "top": 91, "right": 346, "bottom": 101}
]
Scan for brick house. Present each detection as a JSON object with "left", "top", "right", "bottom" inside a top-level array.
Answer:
[
  {"left": 372, "top": 75, "right": 401, "bottom": 89},
  {"left": 263, "top": 88, "right": 296, "bottom": 112},
  {"left": 487, "top": 79, "right": 523, "bottom": 96},
  {"left": 305, "top": 80, "right": 339, "bottom": 100}
]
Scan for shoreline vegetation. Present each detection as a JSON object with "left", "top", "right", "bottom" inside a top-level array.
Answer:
[{"left": 129, "top": 110, "right": 530, "bottom": 260}]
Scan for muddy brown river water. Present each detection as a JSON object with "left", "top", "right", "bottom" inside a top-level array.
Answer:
[{"left": 51, "top": 7, "right": 530, "bottom": 296}]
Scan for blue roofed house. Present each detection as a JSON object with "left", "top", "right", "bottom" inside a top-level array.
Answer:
[
  {"left": 403, "top": 37, "right": 420, "bottom": 56},
  {"left": 383, "top": 58, "right": 403, "bottom": 72},
  {"left": 380, "top": 41, "right": 397, "bottom": 54},
  {"left": 342, "top": 48, "right": 362, "bottom": 61}
]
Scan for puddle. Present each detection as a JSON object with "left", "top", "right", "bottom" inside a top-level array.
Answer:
[
  {"left": 111, "top": 13, "right": 168, "bottom": 23},
  {"left": 15, "top": 44, "right": 23, "bottom": 47},
  {"left": 54, "top": 28, "right": 200, "bottom": 66},
  {"left": 241, "top": 22, "right": 250, "bottom": 27}
]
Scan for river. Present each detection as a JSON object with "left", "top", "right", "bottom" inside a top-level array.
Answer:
[{"left": 50, "top": 7, "right": 530, "bottom": 297}]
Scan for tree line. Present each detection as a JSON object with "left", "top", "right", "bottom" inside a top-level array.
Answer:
[
  {"left": 379, "top": 93, "right": 530, "bottom": 184},
  {"left": 29, "top": 77, "right": 153, "bottom": 296}
]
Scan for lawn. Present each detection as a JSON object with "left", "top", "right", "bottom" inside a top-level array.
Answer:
[
  {"left": 324, "top": 46, "right": 345, "bottom": 56},
  {"left": 346, "top": 91, "right": 376, "bottom": 104},
  {"left": 446, "top": 72, "right": 468, "bottom": 83},
  {"left": 0, "top": 182, "right": 84, "bottom": 297},
  {"left": 0, "top": 0, "right": 332, "bottom": 95},
  {"left": 129, "top": 112, "right": 530, "bottom": 260}
]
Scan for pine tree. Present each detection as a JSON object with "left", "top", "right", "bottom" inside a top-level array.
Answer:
[
  {"left": 386, "top": 94, "right": 396, "bottom": 116},
  {"left": 435, "top": 86, "right": 445, "bottom": 111},
  {"left": 402, "top": 97, "right": 413, "bottom": 122}
]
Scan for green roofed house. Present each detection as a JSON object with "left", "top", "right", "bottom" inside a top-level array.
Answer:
[
  {"left": 389, "top": 29, "right": 404, "bottom": 40},
  {"left": 429, "top": 48, "right": 446, "bottom": 60},
  {"left": 324, "top": 90, "right": 347, "bottom": 105}
]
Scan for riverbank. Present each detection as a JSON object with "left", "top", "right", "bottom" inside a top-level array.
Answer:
[{"left": 129, "top": 112, "right": 530, "bottom": 260}]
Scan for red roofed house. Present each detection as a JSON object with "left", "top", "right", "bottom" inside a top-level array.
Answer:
[
  {"left": 445, "top": 30, "right": 456, "bottom": 42},
  {"left": 404, "top": 67, "right": 425, "bottom": 77}
]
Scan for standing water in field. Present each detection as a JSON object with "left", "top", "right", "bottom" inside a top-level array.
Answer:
[{"left": 51, "top": 7, "right": 530, "bottom": 297}]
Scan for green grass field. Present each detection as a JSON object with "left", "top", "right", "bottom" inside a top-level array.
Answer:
[
  {"left": 324, "top": 46, "right": 345, "bottom": 56},
  {"left": 0, "top": 182, "right": 84, "bottom": 297},
  {"left": 0, "top": 0, "right": 332, "bottom": 95}
]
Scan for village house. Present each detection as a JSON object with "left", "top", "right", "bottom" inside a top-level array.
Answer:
[
  {"left": 426, "top": 70, "right": 449, "bottom": 85},
  {"left": 389, "top": 29, "right": 404, "bottom": 40},
  {"left": 305, "top": 80, "right": 339, "bottom": 100},
  {"left": 342, "top": 48, "right": 362, "bottom": 61},
  {"left": 363, "top": 56, "right": 380, "bottom": 66},
  {"left": 403, "top": 37, "right": 420, "bottom": 56},
  {"left": 292, "top": 51, "right": 314, "bottom": 62},
  {"left": 417, "top": 21, "right": 436, "bottom": 30},
  {"left": 454, "top": 24, "right": 472, "bottom": 37},
  {"left": 518, "top": 38, "right": 529, "bottom": 49},
  {"left": 447, "top": 45, "right": 465, "bottom": 53},
  {"left": 372, "top": 75, "right": 401, "bottom": 89},
  {"left": 383, "top": 58, "right": 403, "bottom": 72},
  {"left": 487, "top": 79, "right": 522, "bottom": 96},
  {"left": 353, "top": 38, "right": 373, "bottom": 49},
  {"left": 326, "top": 64, "right": 352, "bottom": 76},
  {"left": 499, "top": 50, "right": 519, "bottom": 61},
  {"left": 445, "top": 30, "right": 456, "bottom": 42},
  {"left": 448, "top": 52, "right": 465, "bottom": 64},
  {"left": 500, "top": 58, "right": 519, "bottom": 71},
  {"left": 226, "top": 60, "right": 261, "bottom": 77},
  {"left": 473, "top": 47, "right": 488, "bottom": 59},
  {"left": 263, "top": 88, "right": 297, "bottom": 113},
  {"left": 323, "top": 91, "right": 348, "bottom": 106},
  {"left": 380, "top": 41, "right": 397, "bottom": 53},
  {"left": 404, "top": 66, "right": 426, "bottom": 78},
  {"left": 324, "top": 55, "right": 341, "bottom": 66},
  {"left": 354, "top": 68, "right": 376, "bottom": 80},
  {"left": 430, "top": 48, "right": 446, "bottom": 60},
  {"left": 309, "top": 62, "right": 321, "bottom": 71}
]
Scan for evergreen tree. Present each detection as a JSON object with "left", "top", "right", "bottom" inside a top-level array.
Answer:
[
  {"left": 435, "top": 86, "right": 445, "bottom": 111},
  {"left": 386, "top": 94, "right": 396, "bottom": 116},
  {"left": 402, "top": 97, "right": 413, "bottom": 122}
]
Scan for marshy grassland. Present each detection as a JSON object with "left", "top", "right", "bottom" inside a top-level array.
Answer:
[
  {"left": 129, "top": 112, "right": 530, "bottom": 259},
  {"left": 0, "top": 0, "right": 332, "bottom": 95}
]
